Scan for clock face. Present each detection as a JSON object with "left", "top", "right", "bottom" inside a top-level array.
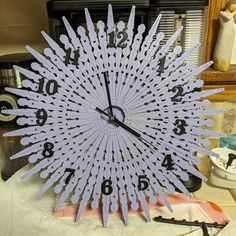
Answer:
[{"left": 3, "top": 5, "right": 224, "bottom": 227}]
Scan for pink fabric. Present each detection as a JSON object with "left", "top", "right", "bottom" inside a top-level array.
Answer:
[{"left": 53, "top": 194, "right": 230, "bottom": 224}]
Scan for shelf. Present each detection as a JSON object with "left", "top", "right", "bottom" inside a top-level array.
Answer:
[
  {"left": 200, "top": 66, "right": 236, "bottom": 101},
  {"left": 201, "top": 66, "right": 236, "bottom": 85}
]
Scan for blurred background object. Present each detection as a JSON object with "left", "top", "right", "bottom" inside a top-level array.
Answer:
[
  {"left": 0, "top": 0, "right": 48, "bottom": 180},
  {"left": 0, "top": 0, "right": 49, "bottom": 56},
  {"left": 213, "top": 0, "right": 236, "bottom": 72},
  {"left": 209, "top": 148, "right": 236, "bottom": 189},
  {"left": 0, "top": 53, "right": 34, "bottom": 180},
  {"left": 47, "top": 0, "right": 208, "bottom": 67}
]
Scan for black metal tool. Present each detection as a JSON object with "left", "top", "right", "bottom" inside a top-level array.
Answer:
[
  {"left": 226, "top": 153, "right": 236, "bottom": 169},
  {"left": 201, "top": 222, "right": 209, "bottom": 236},
  {"left": 153, "top": 216, "right": 228, "bottom": 236}
]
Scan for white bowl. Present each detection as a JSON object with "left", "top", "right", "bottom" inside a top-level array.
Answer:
[{"left": 210, "top": 148, "right": 236, "bottom": 181}]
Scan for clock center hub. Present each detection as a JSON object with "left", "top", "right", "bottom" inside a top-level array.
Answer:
[{"left": 101, "top": 105, "right": 125, "bottom": 129}]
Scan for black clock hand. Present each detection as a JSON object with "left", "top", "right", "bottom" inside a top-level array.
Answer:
[
  {"left": 113, "top": 116, "right": 141, "bottom": 138},
  {"left": 95, "top": 107, "right": 164, "bottom": 152},
  {"left": 102, "top": 71, "right": 113, "bottom": 116},
  {"left": 95, "top": 107, "right": 110, "bottom": 118},
  {"left": 95, "top": 107, "right": 140, "bottom": 138},
  {"left": 95, "top": 107, "right": 166, "bottom": 152}
]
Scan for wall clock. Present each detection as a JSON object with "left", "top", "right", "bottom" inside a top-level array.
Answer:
[{"left": 3, "top": 5, "right": 224, "bottom": 227}]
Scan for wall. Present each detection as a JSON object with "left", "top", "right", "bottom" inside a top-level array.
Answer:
[{"left": 0, "top": 0, "right": 49, "bottom": 56}]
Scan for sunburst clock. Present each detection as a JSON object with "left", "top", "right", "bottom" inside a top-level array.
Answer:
[{"left": 3, "top": 5, "right": 224, "bottom": 227}]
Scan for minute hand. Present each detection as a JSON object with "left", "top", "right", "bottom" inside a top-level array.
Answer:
[
  {"left": 95, "top": 108, "right": 183, "bottom": 154},
  {"left": 113, "top": 117, "right": 158, "bottom": 150},
  {"left": 112, "top": 117, "right": 141, "bottom": 138},
  {"left": 95, "top": 107, "right": 159, "bottom": 151}
]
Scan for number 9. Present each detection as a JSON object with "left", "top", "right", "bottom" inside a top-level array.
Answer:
[{"left": 36, "top": 109, "right": 47, "bottom": 126}]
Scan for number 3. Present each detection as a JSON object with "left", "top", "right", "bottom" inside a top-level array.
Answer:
[{"left": 173, "top": 119, "right": 187, "bottom": 135}]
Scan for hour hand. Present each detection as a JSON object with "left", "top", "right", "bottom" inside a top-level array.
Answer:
[
  {"left": 95, "top": 107, "right": 158, "bottom": 150},
  {"left": 102, "top": 71, "right": 113, "bottom": 116},
  {"left": 95, "top": 107, "right": 110, "bottom": 118}
]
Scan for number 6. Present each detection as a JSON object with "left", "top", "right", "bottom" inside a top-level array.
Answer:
[{"left": 101, "top": 179, "right": 113, "bottom": 195}]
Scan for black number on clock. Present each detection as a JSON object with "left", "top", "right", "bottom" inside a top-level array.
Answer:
[
  {"left": 64, "top": 48, "right": 79, "bottom": 65},
  {"left": 171, "top": 85, "right": 183, "bottom": 102},
  {"left": 157, "top": 56, "right": 166, "bottom": 73},
  {"left": 65, "top": 168, "right": 75, "bottom": 184},
  {"left": 101, "top": 179, "right": 113, "bottom": 195},
  {"left": 101, "top": 175, "right": 150, "bottom": 195},
  {"left": 117, "top": 31, "right": 128, "bottom": 48},
  {"left": 138, "top": 175, "right": 149, "bottom": 191},
  {"left": 173, "top": 119, "right": 187, "bottom": 135},
  {"left": 36, "top": 109, "right": 47, "bottom": 126},
  {"left": 107, "top": 31, "right": 115, "bottom": 48},
  {"left": 107, "top": 30, "right": 128, "bottom": 48},
  {"left": 161, "top": 154, "right": 175, "bottom": 170},
  {"left": 42, "top": 142, "right": 54, "bottom": 158},
  {"left": 73, "top": 50, "right": 80, "bottom": 65},
  {"left": 37, "top": 78, "right": 58, "bottom": 95}
]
